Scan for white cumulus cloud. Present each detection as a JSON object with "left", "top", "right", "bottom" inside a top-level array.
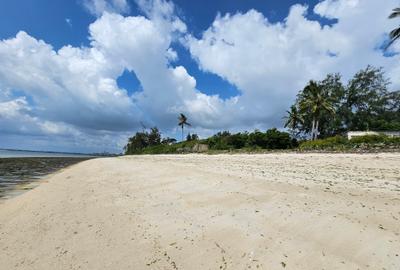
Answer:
[{"left": 186, "top": 0, "right": 400, "bottom": 128}]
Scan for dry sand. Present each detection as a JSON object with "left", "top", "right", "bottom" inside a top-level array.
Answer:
[{"left": 0, "top": 153, "right": 399, "bottom": 269}]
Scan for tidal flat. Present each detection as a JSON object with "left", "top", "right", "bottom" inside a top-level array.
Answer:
[{"left": 0, "top": 157, "right": 91, "bottom": 199}]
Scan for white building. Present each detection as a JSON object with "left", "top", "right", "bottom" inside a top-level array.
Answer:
[{"left": 347, "top": 131, "right": 400, "bottom": 140}]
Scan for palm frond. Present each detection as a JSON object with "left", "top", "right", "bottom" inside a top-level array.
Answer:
[
  {"left": 178, "top": 113, "right": 191, "bottom": 126},
  {"left": 386, "top": 7, "right": 400, "bottom": 49},
  {"left": 389, "top": 27, "right": 400, "bottom": 39},
  {"left": 388, "top": 8, "right": 400, "bottom": 19},
  {"left": 386, "top": 27, "right": 400, "bottom": 49}
]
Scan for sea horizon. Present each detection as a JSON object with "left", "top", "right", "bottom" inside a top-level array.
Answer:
[{"left": 0, "top": 149, "right": 99, "bottom": 158}]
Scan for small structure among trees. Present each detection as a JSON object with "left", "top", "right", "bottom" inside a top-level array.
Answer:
[{"left": 347, "top": 131, "right": 400, "bottom": 140}]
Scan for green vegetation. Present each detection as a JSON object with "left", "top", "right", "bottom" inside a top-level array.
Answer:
[
  {"left": 285, "top": 66, "right": 400, "bottom": 139},
  {"left": 299, "top": 135, "right": 400, "bottom": 151},
  {"left": 186, "top": 133, "right": 199, "bottom": 141},
  {"left": 125, "top": 128, "right": 297, "bottom": 155},
  {"left": 207, "top": 129, "right": 297, "bottom": 150},
  {"left": 139, "top": 140, "right": 200, "bottom": 154},
  {"left": 124, "top": 127, "right": 165, "bottom": 154},
  {"left": 124, "top": 128, "right": 400, "bottom": 155}
]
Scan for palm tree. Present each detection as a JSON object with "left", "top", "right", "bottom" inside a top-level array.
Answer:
[
  {"left": 299, "top": 81, "right": 335, "bottom": 140},
  {"left": 178, "top": 113, "right": 191, "bottom": 141},
  {"left": 387, "top": 7, "right": 400, "bottom": 48},
  {"left": 284, "top": 105, "right": 303, "bottom": 136}
]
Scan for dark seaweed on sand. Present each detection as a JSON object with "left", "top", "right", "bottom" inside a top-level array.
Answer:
[{"left": 0, "top": 158, "right": 90, "bottom": 198}]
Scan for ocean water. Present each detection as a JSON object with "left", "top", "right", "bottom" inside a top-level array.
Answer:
[{"left": 0, "top": 149, "right": 94, "bottom": 158}]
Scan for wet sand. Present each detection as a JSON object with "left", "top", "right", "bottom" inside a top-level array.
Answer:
[
  {"left": 0, "top": 154, "right": 399, "bottom": 269},
  {"left": 0, "top": 158, "right": 91, "bottom": 199}
]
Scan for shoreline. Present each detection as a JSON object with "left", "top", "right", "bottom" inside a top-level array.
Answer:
[
  {"left": 0, "top": 153, "right": 399, "bottom": 269},
  {"left": 0, "top": 157, "right": 92, "bottom": 200}
]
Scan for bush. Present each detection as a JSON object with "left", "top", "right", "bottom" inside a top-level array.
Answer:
[
  {"left": 141, "top": 144, "right": 177, "bottom": 154},
  {"left": 300, "top": 134, "right": 400, "bottom": 151},
  {"left": 248, "top": 130, "right": 267, "bottom": 148},
  {"left": 350, "top": 134, "right": 390, "bottom": 144},
  {"left": 125, "top": 126, "right": 297, "bottom": 154},
  {"left": 207, "top": 131, "right": 232, "bottom": 150},
  {"left": 125, "top": 127, "right": 162, "bottom": 154},
  {"left": 226, "top": 133, "right": 248, "bottom": 149},
  {"left": 264, "top": 128, "right": 294, "bottom": 149},
  {"left": 207, "top": 129, "right": 296, "bottom": 150},
  {"left": 299, "top": 136, "right": 348, "bottom": 150}
]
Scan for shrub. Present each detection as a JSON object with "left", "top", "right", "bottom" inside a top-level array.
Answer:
[
  {"left": 300, "top": 134, "right": 400, "bottom": 151},
  {"left": 248, "top": 130, "right": 267, "bottom": 148},
  {"left": 207, "top": 129, "right": 295, "bottom": 150},
  {"left": 350, "top": 134, "right": 388, "bottom": 144},
  {"left": 299, "top": 136, "right": 348, "bottom": 150},
  {"left": 141, "top": 144, "right": 177, "bottom": 154},
  {"left": 125, "top": 127, "right": 162, "bottom": 154},
  {"left": 226, "top": 132, "right": 248, "bottom": 149},
  {"left": 207, "top": 131, "right": 232, "bottom": 150},
  {"left": 264, "top": 128, "right": 294, "bottom": 149},
  {"left": 126, "top": 126, "right": 298, "bottom": 154}
]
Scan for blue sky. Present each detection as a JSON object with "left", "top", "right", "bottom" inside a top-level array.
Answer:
[
  {"left": 0, "top": 0, "right": 325, "bottom": 100},
  {"left": 0, "top": 0, "right": 329, "bottom": 45},
  {"left": 0, "top": 0, "right": 399, "bottom": 153}
]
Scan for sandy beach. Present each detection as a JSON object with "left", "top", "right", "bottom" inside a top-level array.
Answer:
[{"left": 0, "top": 153, "right": 399, "bottom": 269}]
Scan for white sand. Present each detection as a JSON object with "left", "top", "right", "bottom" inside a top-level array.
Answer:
[{"left": 0, "top": 153, "right": 399, "bottom": 269}]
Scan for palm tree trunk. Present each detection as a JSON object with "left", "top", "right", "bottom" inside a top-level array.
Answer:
[
  {"left": 182, "top": 126, "right": 184, "bottom": 142},
  {"left": 311, "top": 118, "right": 316, "bottom": 140},
  {"left": 315, "top": 120, "right": 319, "bottom": 140}
]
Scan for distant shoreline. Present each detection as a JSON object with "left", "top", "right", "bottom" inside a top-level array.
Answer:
[
  {"left": 0, "top": 148, "right": 118, "bottom": 158},
  {"left": 0, "top": 148, "right": 91, "bottom": 156}
]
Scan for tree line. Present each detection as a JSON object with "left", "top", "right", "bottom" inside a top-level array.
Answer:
[
  {"left": 124, "top": 122, "right": 297, "bottom": 155},
  {"left": 284, "top": 66, "right": 400, "bottom": 140},
  {"left": 206, "top": 129, "right": 297, "bottom": 150},
  {"left": 124, "top": 127, "right": 173, "bottom": 154}
]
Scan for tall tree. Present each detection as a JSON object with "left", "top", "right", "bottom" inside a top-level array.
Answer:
[
  {"left": 124, "top": 131, "right": 149, "bottom": 154},
  {"left": 178, "top": 113, "right": 191, "bottom": 141},
  {"left": 285, "top": 74, "right": 344, "bottom": 138},
  {"left": 387, "top": 7, "right": 400, "bottom": 48},
  {"left": 284, "top": 105, "right": 303, "bottom": 137},
  {"left": 344, "top": 66, "right": 389, "bottom": 130},
  {"left": 148, "top": 127, "right": 161, "bottom": 146},
  {"left": 299, "top": 81, "right": 335, "bottom": 140},
  {"left": 284, "top": 66, "right": 399, "bottom": 139},
  {"left": 317, "top": 73, "right": 346, "bottom": 137}
]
